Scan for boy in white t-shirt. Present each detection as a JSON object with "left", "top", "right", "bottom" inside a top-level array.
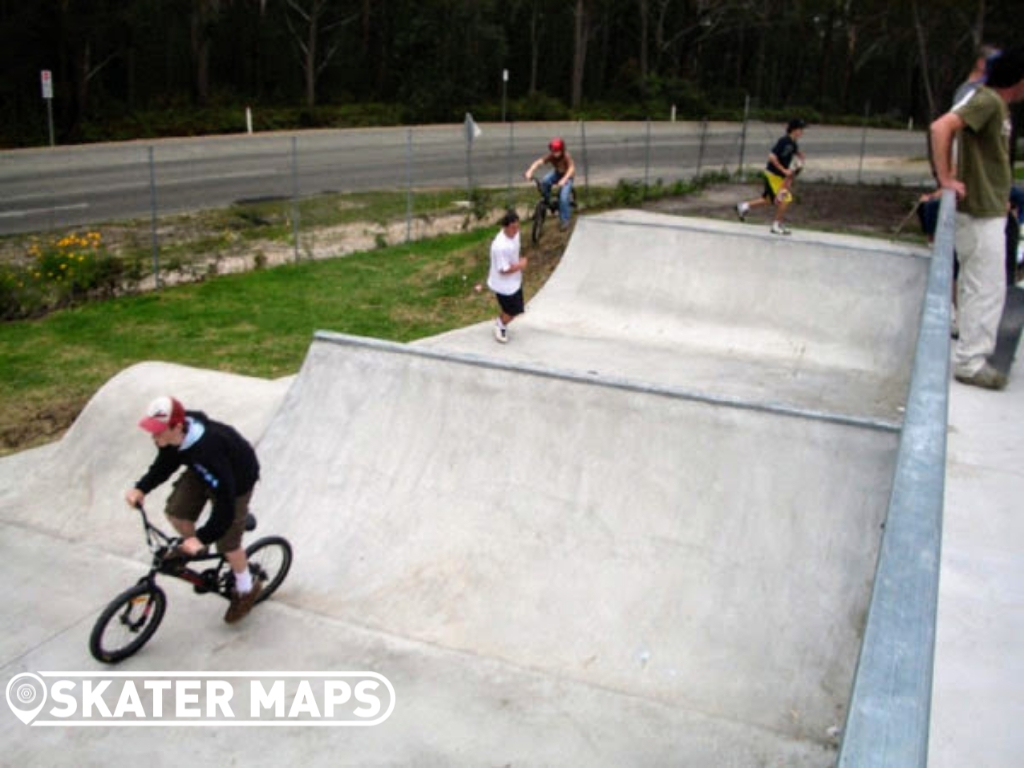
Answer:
[{"left": 487, "top": 210, "right": 528, "bottom": 343}]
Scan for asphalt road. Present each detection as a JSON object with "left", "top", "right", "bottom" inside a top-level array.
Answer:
[{"left": 0, "top": 121, "right": 930, "bottom": 235}]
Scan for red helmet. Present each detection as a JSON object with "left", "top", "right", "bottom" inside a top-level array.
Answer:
[{"left": 548, "top": 137, "right": 565, "bottom": 153}]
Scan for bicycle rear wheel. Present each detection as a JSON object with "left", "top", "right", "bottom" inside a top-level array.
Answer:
[
  {"left": 246, "top": 536, "right": 292, "bottom": 604},
  {"left": 89, "top": 581, "right": 167, "bottom": 663},
  {"left": 531, "top": 199, "right": 547, "bottom": 245}
]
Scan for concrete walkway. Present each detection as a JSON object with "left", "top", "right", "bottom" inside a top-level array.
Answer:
[{"left": 929, "top": 329, "right": 1024, "bottom": 766}]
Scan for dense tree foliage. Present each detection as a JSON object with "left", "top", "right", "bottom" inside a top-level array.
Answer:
[{"left": 1, "top": 0, "right": 1021, "bottom": 145}]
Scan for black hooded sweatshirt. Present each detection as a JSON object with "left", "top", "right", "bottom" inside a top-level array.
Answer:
[{"left": 135, "top": 410, "right": 260, "bottom": 545}]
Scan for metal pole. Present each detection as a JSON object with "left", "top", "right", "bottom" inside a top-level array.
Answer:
[
  {"left": 857, "top": 101, "right": 870, "bottom": 184},
  {"left": 506, "top": 121, "right": 515, "bottom": 208},
  {"left": 738, "top": 94, "right": 750, "bottom": 176},
  {"left": 147, "top": 147, "right": 160, "bottom": 288},
  {"left": 405, "top": 128, "right": 413, "bottom": 243},
  {"left": 579, "top": 120, "right": 590, "bottom": 198},
  {"left": 291, "top": 136, "right": 300, "bottom": 262},
  {"left": 697, "top": 117, "right": 708, "bottom": 177},
  {"left": 644, "top": 118, "right": 652, "bottom": 197},
  {"left": 837, "top": 190, "right": 954, "bottom": 768},
  {"left": 465, "top": 116, "right": 474, "bottom": 200},
  {"left": 46, "top": 99, "right": 55, "bottom": 147}
]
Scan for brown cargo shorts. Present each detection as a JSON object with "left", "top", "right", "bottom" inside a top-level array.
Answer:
[{"left": 165, "top": 469, "right": 252, "bottom": 554}]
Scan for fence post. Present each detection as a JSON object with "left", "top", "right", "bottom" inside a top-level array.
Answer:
[
  {"left": 464, "top": 113, "right": 476, "bottom": 199},
  {"left": 738, "top": 94, "right": 750, "bottom": 177},
  {"left": 697, "top": 117, "right": 708, "bottom": 177},
  {"left": 579, "top": 120, "right": 590, "bottom": 200},
  {"left": 506, "top": 121, "right": 515, "bottom": 209},
  {"left": 858, "top": 101, "right": 870, "bottom": 184},
  {"left": 147, "top": 146, "right": 160, "bottom": 288},
  {"left": 644, "top": 117, "right": 652, "bottom": 197},
  {"left": 405, "top": 128, "right": 414, "bottom": 243},
  {"left": 291, "top": 136, "right": 300, "bottom": 262}
]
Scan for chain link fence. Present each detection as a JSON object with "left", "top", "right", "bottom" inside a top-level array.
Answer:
[{"left": 0, "top": 118, "right": 932, "bottom": 310}]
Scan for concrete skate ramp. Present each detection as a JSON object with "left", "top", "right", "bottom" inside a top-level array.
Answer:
[
  {"left": 0, "top": 212, "right": 932, "bottom": 763},
  {"left": 254, "top": 332, "right": 899, "bottom": 747},
  {"left": 422, "top": 211, "right": 929, "bottom": 425}
]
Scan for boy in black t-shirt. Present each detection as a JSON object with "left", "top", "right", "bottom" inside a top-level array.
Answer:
[{"left": 736, "top": 119, "right": 807, "bottom": 235}]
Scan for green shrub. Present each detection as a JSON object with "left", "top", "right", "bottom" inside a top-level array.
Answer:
[{"left": 0, "top": 231, "right": 127, "bottom": 319}]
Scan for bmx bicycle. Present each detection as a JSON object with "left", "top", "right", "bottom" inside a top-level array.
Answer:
[
  {"left": 530, "top": 175, "right": 577, "bottom": 245},
  {"left": 89, "top": 503, "right": 292, "bottom": 663}
]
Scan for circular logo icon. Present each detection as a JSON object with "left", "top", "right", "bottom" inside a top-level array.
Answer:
[{"left": 6, "top": 672, "right": 48, "bottom": 725}]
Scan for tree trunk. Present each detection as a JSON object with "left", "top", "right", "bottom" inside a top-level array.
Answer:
[
  {"left": 638, "top": 0, "right": 649, "bottom": 89},
  {"left": 816, "top": 3, "right": 837, "bottom": 107},
  {"left": 76, "top": 41, "right": 91, "bottom": 122},
  {"left": 190, "top": 0, "right": 217, "bottom": 106},
  {"left": 528, "top": 3, "right": 540, "bottom": 95},
  {"left": 305, "top": 7, "right": 318, "bottom": 107},
  {"left": 910, "top": 0, "right": 935, "bottom": 120},
  {"left": 571, "top": 0, "right": 588, "bottom": 109}
]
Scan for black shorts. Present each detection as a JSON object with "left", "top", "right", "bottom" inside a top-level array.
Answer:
[{"left": 496, "top": 288, "right": 524, "bottom": 317}]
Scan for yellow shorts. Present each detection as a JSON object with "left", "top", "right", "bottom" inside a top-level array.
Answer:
[{"left": 763, "top": 172, "right": 793, "bottom": 204}]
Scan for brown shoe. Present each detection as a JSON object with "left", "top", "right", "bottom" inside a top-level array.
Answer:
[
  {"left": 224, "top": 580, "right": 263, "bottom": 623},
  {"left": 954, "top": 364, "right": 1008, "bottom": 391}
]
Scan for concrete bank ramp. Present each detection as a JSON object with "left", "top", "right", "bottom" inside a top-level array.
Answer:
[
  {"left": 422, "top": 211, "right": 928, "bottom": 425},
  {"left": 253, "top": 331, "right": 897, "bottom": 753}
]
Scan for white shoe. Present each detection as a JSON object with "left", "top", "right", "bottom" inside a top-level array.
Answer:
[
  {"left": 736, "top": 202, "right": 749, "bottom": 221},
  {"left": 494, "top": 323, "right": 508, "bottom": 344},
  {"left": 770, "top": 221, "right": 791, "bottom": 235}
]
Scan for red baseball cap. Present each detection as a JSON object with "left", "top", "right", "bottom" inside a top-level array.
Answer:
[{"left": 138, "top": 396, "right": 185, "bottom": 434}]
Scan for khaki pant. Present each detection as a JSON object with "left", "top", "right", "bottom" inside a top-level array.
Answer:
[
  {"left": 954, "top": 214, "right": 1007, "bottom": 377},
  {"left": 166, "top": 469, "right": 251, "bottom": 553}
]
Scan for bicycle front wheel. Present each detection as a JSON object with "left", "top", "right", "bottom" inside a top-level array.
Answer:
[
  {"left": 89, "top": 581, "right": 167, "bottom": 663},
  {"left": 246, "top": 536, "right": 293, "bottom": 604},
  {"left": 531, "top": 200, "right": 547, "bottom": 245}
]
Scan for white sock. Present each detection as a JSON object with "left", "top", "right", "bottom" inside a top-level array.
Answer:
[
  {"left": 496, "top": 318, "right": 507, "bottom": 330},
  {"left": 234, "top": 569, "right": 253, "bottom": 595}
]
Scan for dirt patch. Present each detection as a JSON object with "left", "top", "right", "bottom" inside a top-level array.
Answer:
[
  {"left": 645, "top": 180, "right": 927, "bottom": 241},
  {"left": 135, "top": 207, "right": 511, "bottom": 290},
  {"left": 1, "top": 400, "right": 83, "bottom": 454}
]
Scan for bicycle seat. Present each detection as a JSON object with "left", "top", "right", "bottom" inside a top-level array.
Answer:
[{"left": 245, "top": 514, "right": 257, "bottom": 532}]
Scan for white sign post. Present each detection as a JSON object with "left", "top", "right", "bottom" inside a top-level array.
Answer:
[{"left": 40, "top": 70, "right": 55, "bottom": 146}]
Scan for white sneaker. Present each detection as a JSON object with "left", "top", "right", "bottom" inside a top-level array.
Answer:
[
  {"left": 494, "top": 323, "right": 508, "bottom": 344},
  {"left": 770, "top": 221, "right": 791, "bottom": 235},
  {"left": 736, "top": 202, "right": 749, "bottom": 221}
]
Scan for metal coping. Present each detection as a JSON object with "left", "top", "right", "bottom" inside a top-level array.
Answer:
[
  {"left": 312, "top": 330, "right": 901, "bottom": 434},
  {"left": 837, "top": 191, "right": 953, "bottom": 766}
]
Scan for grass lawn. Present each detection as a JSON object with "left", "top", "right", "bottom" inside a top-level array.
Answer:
[{"left": 0, "top": 226, "right": 552, "bottom": 454}]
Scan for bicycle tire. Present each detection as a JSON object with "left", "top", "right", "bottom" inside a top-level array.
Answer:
[
  {"left": 89, "top": 581, "right": 167, "bottom": 663},
  {"left": 246, "top": 536, "right": 292, "bottom": 604},
  {"left": 531, "top": 199, "right": 547, "bottom": 245}
]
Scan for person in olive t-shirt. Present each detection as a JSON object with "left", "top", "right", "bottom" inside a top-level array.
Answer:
[{"left": 930, "top": 48, "right": 1024, "bottom": 390}]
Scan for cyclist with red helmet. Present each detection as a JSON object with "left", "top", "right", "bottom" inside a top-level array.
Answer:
[{"left": 525, "top": 137, "right": 576, "bottom": 230}]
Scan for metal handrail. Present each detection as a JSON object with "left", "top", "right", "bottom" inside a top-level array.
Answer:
[{"left": 837, "top": 190, "right": 955, "bottom": 766}]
